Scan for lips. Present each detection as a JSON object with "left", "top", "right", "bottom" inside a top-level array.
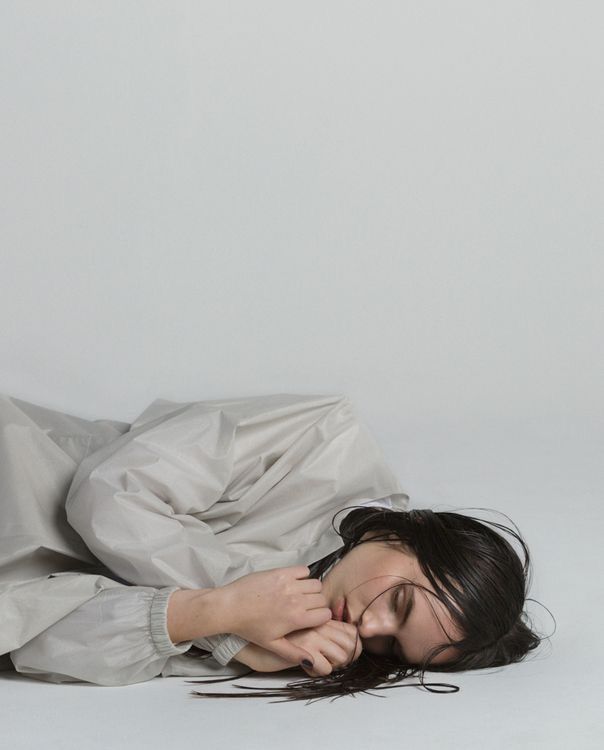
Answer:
[{"left": 332, "top": 597, "right": 346, "bottom": 621}]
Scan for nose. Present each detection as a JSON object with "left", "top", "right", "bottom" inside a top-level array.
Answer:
[{"left": 357, "top": 599, "right": 398, "bottom": 640}]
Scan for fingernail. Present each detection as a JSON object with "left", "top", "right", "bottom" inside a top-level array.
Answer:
[{"left": 301, "top": 659, "right": 313, "bottom": 669}]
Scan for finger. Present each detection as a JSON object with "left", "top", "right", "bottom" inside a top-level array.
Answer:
[
  {"left": 324, "top": 620, "right": 361, "bottom": 638},
  {"left": 300, "top": 593, "right": 329, "bottom": 609},
  {"left": 316, "top": 640, "right": 352, "bottom": 668},
  {"left": 301, "top": 651, "right": 333, "bottom": 678},
  {"left": 320, "top": 621, "right": 362, "bottom": 652},
  {"left": 310, "top": 622, "right": 362, "bottom": 664},
  {"left": 266, "top": 637, "right": 315, "bottom": 669},
  {"left": 330, "top": 629, "right": 363, "bottom": 664},
  {"left": 290, "top": 565, "right": 311, "bottom": 579},
  {"left": 298, "top": 607, "right": 333, "bottom": 629},
  {"left": 297, "top": 578, "right": 323, "bottom": 593}
]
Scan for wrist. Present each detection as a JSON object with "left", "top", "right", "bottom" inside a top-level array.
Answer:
[
  {"left": 167, "top": 587, "right": 233, "bottom": 644},
  {"left": 231, "top": 643, "right": 257, "bottom": 669}
]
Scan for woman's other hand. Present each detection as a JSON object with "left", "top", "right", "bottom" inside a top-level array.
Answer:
[
  {"left": 233, "top": 620, "right": 362, "bottom": 675},
  {"left": 285, "top": 620, "right": 362, "bottom": 676},
  {"left": 218, "top": 565, "right": 332, "bottom": 666}
]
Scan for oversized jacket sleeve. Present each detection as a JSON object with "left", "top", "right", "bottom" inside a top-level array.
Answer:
[
  {"left": 63, "top": 394, "right": 363, "bottom": 666},
  {"left": 9, "top": 573, "right": 250, "bottom": 685}
]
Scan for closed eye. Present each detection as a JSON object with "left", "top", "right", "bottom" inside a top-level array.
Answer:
[
  {"left": 390, "top": 585, "right": 415, "bottom": 660},
  {"left": 391, "top": 584, "right": 414, "bottom": 625},
  {"left": 391, "top": 585, "right": 403, "bottom": 614}
]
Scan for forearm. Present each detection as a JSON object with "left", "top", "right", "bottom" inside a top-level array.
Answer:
[
  {"left": 166, "top": 587, "right": 232, "bottom": 644},
  {"left": 11, "top": 584, "right": 199, "bottom": 686}
]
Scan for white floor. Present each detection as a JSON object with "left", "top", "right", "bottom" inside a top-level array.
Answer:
[{"left": 2, "top": 413, "right": 601, "bottom": 750}]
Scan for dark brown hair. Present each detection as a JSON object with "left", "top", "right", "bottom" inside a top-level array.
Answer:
[{"left": 184, "top": 506, "right": 550, "bottom": 703}]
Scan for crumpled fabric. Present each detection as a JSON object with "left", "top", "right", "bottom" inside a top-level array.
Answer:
[{"left": 1, "top": 392, "right": 409, "bottom": 684}]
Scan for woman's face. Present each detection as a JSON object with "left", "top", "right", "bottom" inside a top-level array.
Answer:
[{"left": 320, "top": 531, "right": 463, "bottom": 666}]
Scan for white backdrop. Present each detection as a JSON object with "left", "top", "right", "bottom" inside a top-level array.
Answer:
[{"left": 1, "top": 2, "right": 602, "bottom": 749}]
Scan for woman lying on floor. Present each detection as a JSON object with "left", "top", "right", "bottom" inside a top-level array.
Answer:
[{"left": 1, "top": 392, "right": 544, "bottom": 701}]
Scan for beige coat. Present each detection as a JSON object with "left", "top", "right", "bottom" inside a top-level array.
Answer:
[{"left": 0, "top": 392, "right": 409, "bottom": 685}]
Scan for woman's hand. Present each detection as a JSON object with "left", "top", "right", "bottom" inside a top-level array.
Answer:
[
  {"left": 233, "top": 642, "right": 297, "bottom": 673},
  {"left": 283, "top": 620, "right": 363, "bottom": 676},
  {"left": 233, "top": 620, "right": 363, "bottom": 676},
  {"left": 217, "top": 565, "right": 332, "bottom": 666}
]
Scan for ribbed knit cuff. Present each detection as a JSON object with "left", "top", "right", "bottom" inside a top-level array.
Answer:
[
  {"left": 149, "top": 587, "right": 194, "bottom": 657},
  {"left": 212, "top": 634, "right": 250, "bottom": 666}
]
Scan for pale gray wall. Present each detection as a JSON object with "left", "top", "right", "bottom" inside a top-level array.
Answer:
[
  {"left": 1, "top": 1, "right": 601, "bottom": 431},
  {"left": 1, "top": 3, "right": 603, "bottom": 747}
]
